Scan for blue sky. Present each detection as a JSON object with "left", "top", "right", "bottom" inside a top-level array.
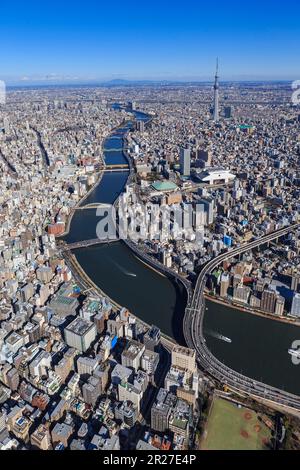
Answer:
[{"left": 1, "top": 0, "right": 300, "bottom": 83}]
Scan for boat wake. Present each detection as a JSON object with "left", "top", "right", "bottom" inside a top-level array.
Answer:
[
  {"left": 205, "top": 329, "right": 232, "bottom": 343},
  {"left": 112, "top": 260, "right": 137, "bottom": 277}
]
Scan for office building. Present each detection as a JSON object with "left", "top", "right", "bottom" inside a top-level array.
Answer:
[
  {"left": 64, "top": 317, "right": 97, "bottom": 352},
  {"left": 121, "top": 339, "right": 145, "bottom": 371},
  {"left": 30, "top": 424, "right": 52, "bottom": 450},
  {"left": 141, "top": 349, "right": 160, "bottom": 376},
  {"left": 150, "top": 388, "right": 177, "bottom": 433},
  {"left": 115, "top": 400, "right": 138, "bottom": 427},
  {"left": 77, "top": 356, "right": 98, "bottom": 377},
  {"left": 143, "top": 325, "right": 161, "bottom": 352},
  {"left": 179, "top": 147, "right": 191, "bottom": 176},
  {"left": 51, "top": 422, "right": 73, "bottom": 448},
  {"left": 233, "top": 284, "right": 250, "bottom": 304},
  {"left": 118, "top": 382, "right": 142, "bottom": 414},
  {"left": 171, "top": 346, "right": 196, "bottom": 373},
  {"left": 261, "top": 288, "right": 277, "bottom": 314},
  {"left": 291, "top": 293, "right": 300, "bottom": 317}
]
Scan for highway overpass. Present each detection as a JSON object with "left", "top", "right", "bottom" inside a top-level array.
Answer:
[{"left": 183, "top": 223, "right": 300, "bottom": 411}]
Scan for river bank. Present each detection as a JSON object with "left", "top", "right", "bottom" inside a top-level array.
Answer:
[{"left": 205, "top": 294, "right": 300, "bottom": 327}]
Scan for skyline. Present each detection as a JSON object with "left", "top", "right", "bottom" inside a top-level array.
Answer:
[{"left": 1, "top": 0, "right": 300, "bottom": 84}]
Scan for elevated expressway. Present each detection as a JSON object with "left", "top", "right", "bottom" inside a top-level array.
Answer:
[{"left": 183, "top": 223, "right": 300, "bottom": 411}]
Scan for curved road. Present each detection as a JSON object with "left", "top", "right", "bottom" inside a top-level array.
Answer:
[{"left": 183, "top": 223, "right": 300, "bottom": 410}]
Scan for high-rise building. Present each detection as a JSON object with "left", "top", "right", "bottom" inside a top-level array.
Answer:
[
  {"left": 77, "top": 356, "right": 98, "bottom": 377},
  {"left": 291, "top": 275, "right": 299, "bottom": 292},
  {"left": 250, "top": 294, "right": 261, "bottom": 309},
  {"left": 233, "top": 284, "right": 250, "bottom": 304},
  {"left": 291, "top": 293, "right": 300, "bottom": 317},
  {"left": 213, "top": 59, "right": 219, "bottom": 122},
  {"left": 93, "top": 363, "right": 109, "bottom": 392},
  {"left": 220, "top": 273, "right": 230, "bottom": 298},
  {"left": 20, "top": 283, "right": 34, "bottom": 302},
  {"left": 151, "top": 388, "right": 176, "bottom": 433},
  {"left": 136, "top": 120, "right": 145, "bottom": 132},
  {"left": 94, "top": 311, "right": 105, "bottom": 334},
  {"left": 179, "top": 147, "right": 191, "bottom": 176},
  {"left": 115, "top": 401, "right": 138, "bottom": 428},
  {"left": 82, "top": 376, "right": 102, "bottom": 406},
  {"left": 141, "top": 349, "right": 160, "bottom": 377},
  {"left": 224, "top": 105, "right": 233, "bottom": 119},
  {"left": 275, "top": 296, "right": 285, "bottom": 316},
  {"left": 261, "top": 289, "right": 277, "bottom": 313},
  {"left": 6, "top": 367, "right": 20, "bottom": 391},
  {"left": 198, "top": 198, "right": 214, "bottom": 225},
  {"left": 118, "top": 382, "right": 142, "bottom": 413}
]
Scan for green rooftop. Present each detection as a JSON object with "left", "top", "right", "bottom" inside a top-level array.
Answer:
[{"left": 151, "top": 181, "right": 178, "bottom": 192}]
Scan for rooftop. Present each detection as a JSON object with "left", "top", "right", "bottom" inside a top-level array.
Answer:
[
  {"left": 65, "top": 317, "right": 95, "bottom": 336},
  {"left": 151, "top": 181, "right": 178, "bottom": 192}
]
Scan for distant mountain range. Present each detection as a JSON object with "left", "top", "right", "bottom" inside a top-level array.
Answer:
[{"left": 6, "top": 78, "right": 293, "bottom": 90}]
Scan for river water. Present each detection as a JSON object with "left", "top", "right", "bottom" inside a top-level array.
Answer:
[
  {"left": 64, "top": 106, "right": 186, "bottom": 344},
  {"left": 204, "top": 299, "right": 300, "bottom": 395},
  {"left": 64, "top": 104, "right": 300, "bottom": 396}
]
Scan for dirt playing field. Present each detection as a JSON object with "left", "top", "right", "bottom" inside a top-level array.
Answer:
[{"left": 201, "top": 397, "right": 272, "bottom": 450}]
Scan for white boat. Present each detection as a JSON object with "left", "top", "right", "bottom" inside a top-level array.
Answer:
[
  {"left": 219, "top": 335, "right": 232, "bottom": 343},
  {"left": 288, "top": 348, "right": 300, "bottom": 358}
]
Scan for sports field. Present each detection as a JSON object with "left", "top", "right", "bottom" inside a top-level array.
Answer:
[{"left": 201, "top": 397, "right": 272, "bottom": 450}]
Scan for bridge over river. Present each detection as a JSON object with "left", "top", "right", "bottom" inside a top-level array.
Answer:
[{"left": 60, "top": 238, "right": 118, "bottom": 251}]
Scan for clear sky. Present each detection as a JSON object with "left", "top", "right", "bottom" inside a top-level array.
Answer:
[{"left": 1, "top": 0, "right": 300, "bottom": 83}]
